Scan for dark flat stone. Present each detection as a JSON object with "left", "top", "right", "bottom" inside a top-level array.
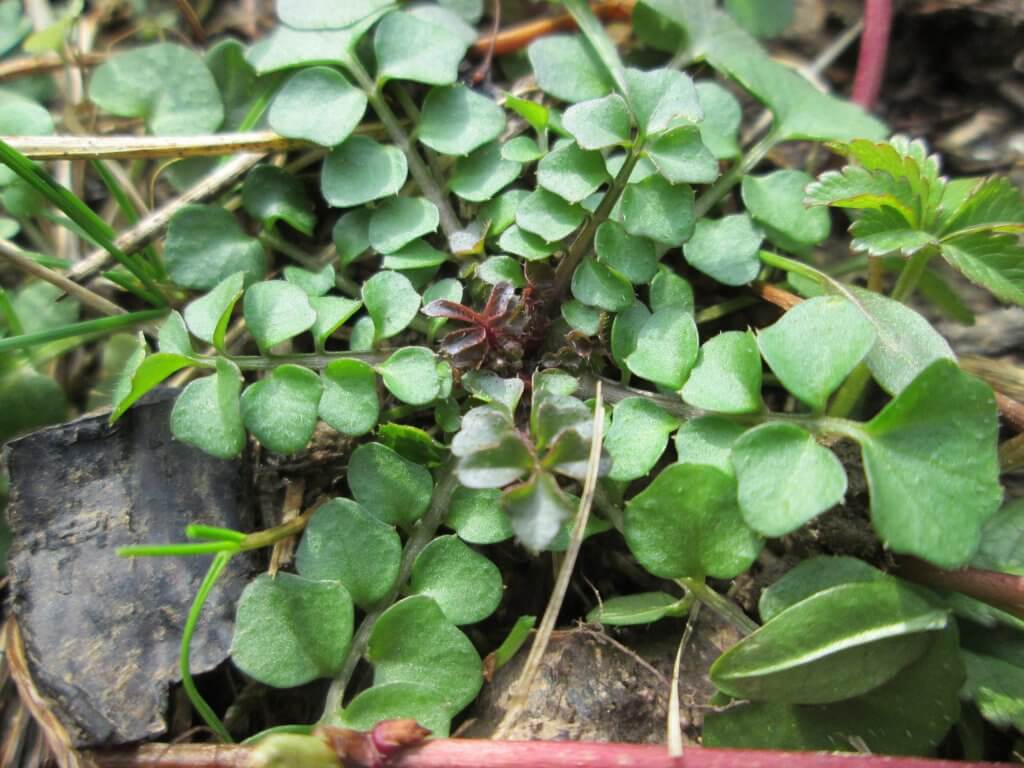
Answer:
[{"left": 4, "top": 392, "right": 251, "bottom": 747}]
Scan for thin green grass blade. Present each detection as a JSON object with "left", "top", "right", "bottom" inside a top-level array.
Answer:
[
  {"left": 0, "top": 139, "right": 167, "bottom": 305},
  {"left": 0, "top": 308, "right": 167, "bottom": 354}
]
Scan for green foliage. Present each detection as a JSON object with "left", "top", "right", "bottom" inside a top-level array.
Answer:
[
  {"left": 410, "top": 535, "right": 502, "bottom": 624},
  {"left": 757, "top": 296, "right": 876, "bottom": 411},
  {"left": 14, "top": 2, "right": 1019, "bottom": 752},
  {"left": 419, "top": 85, "right": 506, "bottom": 156},
  {"left": 856, "top": 360, "right": 1002, "bottom": 567},
  {"left": 295, "top": 498, "right": 401, "bottom": 609},
  {"left": 366, "top": 595, "right": 482, "bottom": 721},
  {"left": 268, "top": 67, "right": 367, "bottom": 148},
  {"left": 240, "top": 365, "right": 322, "bottom": 454},
  {"left": 347, "top": 442, "right": 434, "bottom": 527},
  {"left": 89, "top": 43, "right": 224, "bottom": 135},
  {"left": 231, "top": 572, "right": 354, "bottom": 688},
  {"left": 165, "top": 206, "right": 266, "bottom": 290},
  {"left": 732, "top": 422, "right": 847, "bottom": 537},
  {"left": 704, "top": 626, "right": 964, "bottom": 755},
  {"left": 374, "top": 11, "right": 470, "bottom": 86},
  {"left": 587, "top": 591, "right": 689, "bottom": 626},
  {"left": 807, "top": 137, "right": 1024, "bottom": 306},
  {"left": 710, "top": 580, "right": 947, "bottom": 703},
  {"left": 624, "top": 463, "right": 763, "bottom": 579}
]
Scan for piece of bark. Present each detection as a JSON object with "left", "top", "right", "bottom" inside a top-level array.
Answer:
[{"left": 3, "top": 392, "right": 252, "bottom": 747}]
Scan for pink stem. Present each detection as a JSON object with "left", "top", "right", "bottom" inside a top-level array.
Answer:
[
  {"left": 87, "top": 740, "right": 1015, "bottom": 768},
  {"left": 852, "top": 0, "right": 893, "bottom": 110}
]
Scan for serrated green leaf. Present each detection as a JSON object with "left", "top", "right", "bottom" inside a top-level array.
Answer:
[
  {"left": 231, "top": 572, "right": 353, "bottom": 687},
  {"left": 322, "top": 136, "right": 407, "bottom": 208},
  {"left": 625, "top": 305, "right": 699, "bottom": 390},
  {"left": 503, "top": 471, "right": 575, "bottom": 552},
  {"left": 710, "top": 580, "right": 946, "bottom": 704},
  {"left": 625, "top": 462, "right": 762, "bottom": 579},
  {"left": 757, "top": 295, "right": 876, "bottom": 410},
  {"left": 674, "top": 415, "right": 746, "bottom": 474},
  {"left": 605, "top": 397, "right": 680, "bottom": 482},
  {"left": 682, "top": 330, "right": 762, "bottom": 413},
  {"left": 374, "top": 11, "right": 469, "bottom": 86},
  {"left": 377, "top": 346, "right": 441, "bottom": 405},
  {"left": 243, "top": 280, "right": 317, "bottom": 352},
  {"left": 619, "top": 175, "right": 695, "bottom": 245},
  {"left": 742, "top": 170, "right": 830, "bottom": 251},
  {"left": 319, "top": 359, "right": 379, "bottom": 436},
  {"left": 537, "top": 141, "right": 609, "bottom": 204},
  {"left": 268, "top": 66, "right": 366, "bottom": 147},
  {"left": 296, "top": 498, "right": 400, "bottom": 609},
  {"left": 587, "top": 592, "right": 688, "bottom": 626},
  {"left": 361, "top": 271, "right": 420, "bottom": 340},
  {"left": 411, "top": 535, "right": 502, "bottom": 625},
  {"left": 732, "top": 422, "right": 847, "bottom": 537},
  {"left": 940, "top": 176, "right": 1024, "bottom": 236},
  {"left": 695, "top": 80, "right": 741, "bottom": 159},
  {"left": 369, "top": 197, "right": 439, "bottom": 254},
  {"left": 183, "top": 271, "right": 245, "bottom": 351},
  {"left": 419, "top": 84, "right": 506, "bottom": 156},
  {"left": 367, "top": 595, "right": 482, "bottom": 714},
  {"left": 170, "top": 358, "right": 245, "bottom": 459},
  {"left": 563, "top": 94, "right": 631, "bottom": 149},
  {"left": 243, "top": 166, "right": 315, "bottom": 236},
  {"left": 450, "top": 142, "right": 522, "bottom": 202},
  {"left": 446, "top": 486, "right": 513, "bottom": 544},
  {"left": 240, "top": 364, "right": 322, "bottom": 454},
  {"left": 528, "top": 35, "right": 613, "bottom": 103},
  {"left": 850, "top": 210, "right": 937, "bottom": 257},
  {"left": 348, "top": 442, "right": 433, "bottom": 527},
  {"left": 165, "top": 205, "right": 265, "bottom": 290},
  {"left": 687, "top": 214, "right": 764, "bottom": 286},
  {"left": 858, "top": 360, "right": 1002, "bottom": 568},
  {"left": 941, "top": 231, "right": 1024, "bottom": 307},
  {"left": 89, "top": 43, "right": 223, "bottom": 135}
]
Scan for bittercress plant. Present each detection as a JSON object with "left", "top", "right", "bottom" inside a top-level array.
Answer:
[{"left": 1, "top": 0, "right": 1021, "bottom": 757}]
